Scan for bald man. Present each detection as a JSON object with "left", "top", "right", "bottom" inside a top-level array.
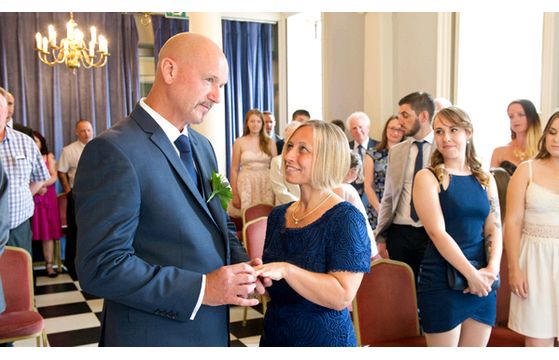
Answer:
[{"left": 74, "top": 33, "right": 267, "bottom": 346}]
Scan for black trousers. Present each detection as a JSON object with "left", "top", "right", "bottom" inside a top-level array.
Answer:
[
  {"left": 386, "top": 224, "right": 429, "bottom": 283},
  {"left": 64, "top": 190, "right": 78, "bottom": 280}
]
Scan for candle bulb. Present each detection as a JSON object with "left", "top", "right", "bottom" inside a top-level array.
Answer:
[
  {"left": 90, "top": 26, "right": 96, "bottom": 43},
  {"left": 66, "top": 21, "right": 72, "bottom": 39},
  {"left": 48, "top": 25, "right": 55, "bottom": 44},
  {"left": 35, "top": 32, "right": 42, "bottom": 50},
  {"left": 42, "top": 37, "right": 48, "bottom": 52},
  {"left": 89, "top": 41, "right": 95, "bottom": 57}
]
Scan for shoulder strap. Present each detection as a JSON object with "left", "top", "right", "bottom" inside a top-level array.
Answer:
[{"left": 528, "top": 160, "right": 533, "bottom": 183}]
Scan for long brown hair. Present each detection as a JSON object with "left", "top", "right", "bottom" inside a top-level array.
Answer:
[
  {"left": 535, "top": 110, "right": 559, "bottom": 160},
  {"left": 430, "top": 107, "right": 489, "bottom": 188},
  {"left": 375, "top": 115, "right": 401, "bottom": 151},
  {"left": 242, "top": 109, "right": 272, "bottom": 156}
]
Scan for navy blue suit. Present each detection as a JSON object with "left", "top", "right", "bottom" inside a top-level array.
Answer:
[{"left": 74, "top": 104, "right": 248, "bottom": 346}]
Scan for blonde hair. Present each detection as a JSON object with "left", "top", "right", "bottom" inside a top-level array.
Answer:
[
  {"left": 430, "top": 107, "right": 490, "bottom": 188},
  {"left": 283, "top": 120, "right": 350, "bottom": 190}
]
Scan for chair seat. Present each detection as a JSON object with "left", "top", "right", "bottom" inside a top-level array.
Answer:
[
  {"left": 0, "top": 311, "right": 45, "bottom": 340},
  {"left": 487, "top": 326, "right": 525, "bottom": 347},
  {"left": 374, "top": 335, "right": 427, "bottom": 347}
]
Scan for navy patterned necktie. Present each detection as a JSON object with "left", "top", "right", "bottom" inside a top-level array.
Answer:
[
  {"left": 174, "top": 134, "right": 199, "bottom": 190},
  {"left": 410, "top": 141, "right": 425, "bottom": 222}
]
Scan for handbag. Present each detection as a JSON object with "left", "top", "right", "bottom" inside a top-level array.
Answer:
[{"left": 447, "top": 259, "right": 500, "bottom": 291}]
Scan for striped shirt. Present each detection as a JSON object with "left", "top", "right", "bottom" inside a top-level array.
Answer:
[{"left": 0, "top": 127, "right": 50, "bottom": 229}]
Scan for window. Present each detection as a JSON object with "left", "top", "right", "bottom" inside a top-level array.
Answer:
[
  {"left": 456, "top": 12, "right": 543, "bottom": 169},
  {"left": 286, "top": 12, "right": 322, "bottom": 120}
]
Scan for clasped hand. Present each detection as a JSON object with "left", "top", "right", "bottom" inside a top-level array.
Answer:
[
  {"left": 203, "top": 258, "right": 272, "bottom": 307},
  {"left": 463, "top": 267, "right": 498, "bottom": 297}
]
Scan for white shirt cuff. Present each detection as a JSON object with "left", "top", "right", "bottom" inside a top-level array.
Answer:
[{"left": 189, "top": 274, "right": 206, "bottom": 320}]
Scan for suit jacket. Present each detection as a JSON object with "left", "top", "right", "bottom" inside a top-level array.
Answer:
[
  {"left": 374, "top": 137, "right": 435, "bottom": 243},
  {"left": 349, "top": 138, "right": 379, "bottom": 199},
  {"left": 74, "top": 104, "right": 249, "bottom": 346},
  {"left": 271, "top": 132, "right": 284, "bottom": 154},
  {"left": 0, "top": 161, "right": 9, "bottom": 313}
]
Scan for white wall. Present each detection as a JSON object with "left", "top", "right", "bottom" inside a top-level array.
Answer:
[{"left": 322, "top": 13, "right": 365, "bottom": 124}]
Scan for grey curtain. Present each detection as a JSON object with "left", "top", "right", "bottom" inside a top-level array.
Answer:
[{"left": 0, "top": 12, "right": 140, "bottom": 158}]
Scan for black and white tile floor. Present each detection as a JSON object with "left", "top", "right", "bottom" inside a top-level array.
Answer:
[{"left": 14, "top": 269, "right": 264, "bottom": 347}]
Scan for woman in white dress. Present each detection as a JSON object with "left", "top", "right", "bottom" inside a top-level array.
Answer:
[
  {"left": 505, "top": 110, "right": 559, "bottom": 346},
  {"left": 228, "top": 109, "right": 277, "bottom": 217}
]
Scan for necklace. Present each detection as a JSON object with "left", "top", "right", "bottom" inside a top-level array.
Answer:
[
  {"left": 291, "top": 192, "right": 334, "bottom": 225},
  {"left": 513, "top": 148, "right": 527, "bottom": 161}
]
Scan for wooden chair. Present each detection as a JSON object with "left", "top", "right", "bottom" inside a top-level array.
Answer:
[
  {"left": 0, "top": 246, "right": 49, "bottom": 346},
  {"left": 242, "top": 203, "right": 273, "bottom": 227},
  {"left": 241, "top": 216, "right": 269, "bottom": 325},
  {"left": 487, "top": 249, "right": 525, "bottom": 346},
  {"left": 352, "top": 258, "right": 426, "bottom": 346},
  {"left": 229, "top": 216, "right": 243, "bottom": 243}
]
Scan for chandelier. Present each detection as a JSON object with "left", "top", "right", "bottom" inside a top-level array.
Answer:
[{"left": 35, "top": 13, "right": 110, "bottom": 70}]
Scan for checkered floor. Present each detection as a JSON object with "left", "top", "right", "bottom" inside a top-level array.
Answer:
[{"left": 14, "top": 268, "right": 264, "bottom": 347}]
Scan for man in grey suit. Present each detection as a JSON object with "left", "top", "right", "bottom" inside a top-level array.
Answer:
[
  {"left": 75, "top": 33, "right": 268, "bottom": 346},
  {"left": 374, "top": 92, "right": 435, "bottom": 281}
]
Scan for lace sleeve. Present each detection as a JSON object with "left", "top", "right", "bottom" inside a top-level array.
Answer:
[{"left": 326, "top": 203, "right": 371, "bottom": 273}]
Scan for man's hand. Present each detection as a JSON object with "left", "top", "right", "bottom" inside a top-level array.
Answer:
[
  {"left": 248, "top": 258, "right": 272, "bottom": 294},
  {"left": 203, "top": 263, "right": 259, "bottom": 307}
]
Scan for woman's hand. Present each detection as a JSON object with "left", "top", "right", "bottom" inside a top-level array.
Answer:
[
  {"left": 231, "top": 193, "right": 241, "bottom": 209},
  {"left": 464, "top": 268, "right": 496, "bottom": 297},
  {"left": 508, "top": 266, "right": 528, "bottom": 299},
  {"left": 255, "top": 262, "right": 291, "bottom": 281},
  {"left": 37, "top": 186, "right": 48, "bottom": 196}
]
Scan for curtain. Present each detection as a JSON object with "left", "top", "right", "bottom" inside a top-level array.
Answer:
[
  {"left": 149, "top": 17, "right": 275, "bottom": 178},
  {"left": 0, "top": 12, "right": 140, "bottom": 158},
  {"left": 151, "top": 14, "right": 189, "bottom": 66},
  {"left": 222, "top": 20, "right": 274, "bottom": 177}
]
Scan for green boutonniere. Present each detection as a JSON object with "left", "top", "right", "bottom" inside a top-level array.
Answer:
[{"left": 207, "top": 171, "right": 233, "bottom": 210}]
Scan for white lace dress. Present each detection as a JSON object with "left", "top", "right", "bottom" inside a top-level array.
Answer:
[{"left": 508, "top": 161, "right": 559, "bottom": 339}]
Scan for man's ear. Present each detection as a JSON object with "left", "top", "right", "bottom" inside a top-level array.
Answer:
[{"left": 160, "top": 58, "right": 177, "bottom": 84}]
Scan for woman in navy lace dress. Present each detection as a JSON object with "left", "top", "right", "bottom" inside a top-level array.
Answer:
[
  {"left": 413, "top": 107, "right": 502, "bottom": 346},
  {"left": 256, "top": 121, "right": 371, "bottom": 346}
]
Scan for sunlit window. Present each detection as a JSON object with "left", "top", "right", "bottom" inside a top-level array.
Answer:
[
  {"left": 287, "top": 12, "right": 323, "bottom": 120},
  {"left": 456, "top": 12, "right": 543, "bottom": 169}
]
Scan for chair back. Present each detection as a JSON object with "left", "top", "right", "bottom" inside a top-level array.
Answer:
[
  {"left": 242, "top": 217, "right": 268, "bottom": 259},
  {"left": 495, "top": 249, "right": 512, "bottom": 326},
  {"left": 490, "top": 167, "right": 511, "bottom": 222},
  {"left": 242, "top": 203, "right": 273, "bottom": 226},
  {"left": 352, "top": 258, "right": 421, "bottom": 346},
  {"left": 57, "top": 193, "right": 68, "bottom": 230},
  {"left": 0, "top": 246, "right": 34, "bottom": 312}
]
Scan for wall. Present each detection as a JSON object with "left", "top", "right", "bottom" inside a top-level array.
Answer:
[
  {"left": 322, "top": 12, "right": 440, "bottom": 139},
  {"left": 322, "top": 13, "right": 365, "bottom": 124}
]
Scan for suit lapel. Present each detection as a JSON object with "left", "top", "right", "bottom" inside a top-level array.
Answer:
[
  {"left": 131, "top": 106, "right": 218, "bottom": 229},
  {"left": 189, "top": 134, "right": 227, "bottom": 233}
]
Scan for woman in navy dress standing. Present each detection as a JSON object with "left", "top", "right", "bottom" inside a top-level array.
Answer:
[
  {"left": 255, "top": 120, "right": 371, "bottom": 346},
  {"left": 413, "top": 107, "right": 503, "bottom": 346}
]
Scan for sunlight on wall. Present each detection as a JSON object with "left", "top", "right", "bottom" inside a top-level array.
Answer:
[{"left": 287, "top": 12, "right": 323, "bottom": 121}]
